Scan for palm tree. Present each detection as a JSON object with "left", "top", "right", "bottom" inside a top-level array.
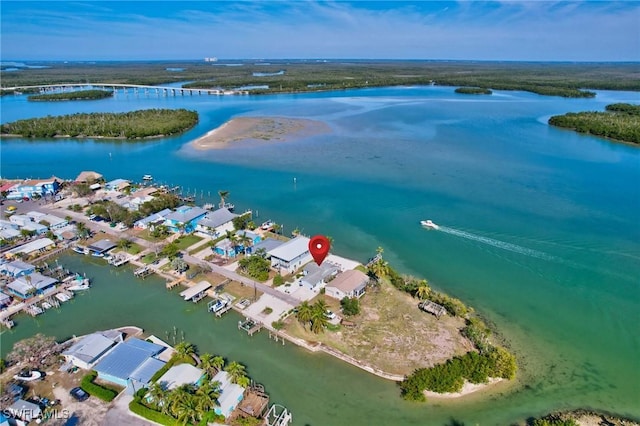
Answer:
[
  {"left": 310, "top": 308, "right": 329, "bottom": 334},
  {"left": 148, "top": 382, "right": 168, "bottom": 409},
  {"left": 218, "top": 190, "right": 229, "bottom": 209},
  {"left": 199, "top": 353, "right": 215, "bottom": 378},
  {"left": 313, "top": 299, "right": 328, "bottom": 315},
  {"left": 225, "top": 361, "right": 248, "bottom": 385},
  {"left": 195, "top": 381, "right": 220, "bottom": 412},
  {"left": 238, "top": 232, "right": 252, "bottom": 254},
  {"left": 370, "top": 258, "right": 390, "bottom": 279},
  {"left": 235, "top": 374, "right": 251, "bottom": 388},
  {"left": 296, "top": 301, "right": 314, "bottom": 330},
  {"left": 75, "top": 222, "right": 90, "bottom": 240},
  {"left": 174, "top": 341, "right": 196, "bottom": 359},
  {"left": 171, "top": 391, "right": 200, "bottom": 425},
  {"left": 416, "top": 280, "right": 431, "bottom": 300},
  {"left": 211, "top": 355, "right": 225, "bottom": 372},
  {"left": 117, "top": 238, "right": 132, "bottom": 251}
]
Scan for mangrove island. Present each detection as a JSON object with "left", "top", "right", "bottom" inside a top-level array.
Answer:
[
  {"left": 548, "top": 103, "right": 640, "bottom": 145},
  {"left": 0, "top": 108, "right": 198, "bottom": 139},
  {"left": 27, "top": 89, "right": 114, "bottom": 101}
]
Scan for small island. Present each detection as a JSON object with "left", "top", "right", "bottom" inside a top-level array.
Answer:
[
  {"left": 190, "top": 116, "right": 331, "bottom": 150},
  {"left": 28, "top": 89, "right": 113, "bottom": 101},
  {"left": 548, "top": 103, "right": 640, "bottom": 145},
  {"left": 0, "top": 108, "right": 198, "bottom": 139},
  {"left": 455, "top": 87, "right": 492, "bottom": 95}
]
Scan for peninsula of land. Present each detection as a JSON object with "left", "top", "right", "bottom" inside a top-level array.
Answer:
[{"left": 190, "top": 116, "right": 332, "bottom": 150}]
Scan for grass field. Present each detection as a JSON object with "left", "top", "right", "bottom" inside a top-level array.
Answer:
[{"left": 284, "top": 281, "right": 472, "bottom": 376}]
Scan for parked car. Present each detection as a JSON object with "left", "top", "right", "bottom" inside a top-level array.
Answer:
[
  {"left": 325, "top": 310, "right": 336, "bottom": 320},
  {"left": 69, "top": 387, "right": 89, "bottom": 402}
]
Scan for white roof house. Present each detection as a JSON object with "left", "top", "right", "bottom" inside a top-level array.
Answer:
[
  {"left": 62, "top": 330, "right": 123, "bottom": 370},
  {"left": 157, "top": 364, "right": 205, "bottom": 390},
  {"left": 267, "top": 236, "right": 312, "bottom": 274},
  {"left": 0, "top": 260, "right": 36, "bottom": 277},
  {"left": 212, "top": 371, "right": 245, "bottom": 418},
  {"left": 5, "top": 238, "right": 56, "bottom": 258},
  {"left": 196, "top": 208, "right": 238, "bottom": 236},
  {"left": 6, "top": 273, "right": 58, "bottom": 299}
]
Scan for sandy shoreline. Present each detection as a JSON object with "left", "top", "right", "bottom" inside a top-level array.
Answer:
[
  {"left": 190, "top": 116, "right": 331, "bottom": 150},
  {"left": 424, "top": 377, "right": 504, "bottom": 399}
]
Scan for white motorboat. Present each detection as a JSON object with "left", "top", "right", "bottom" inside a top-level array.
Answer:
[
  {"left": 68, "top": 281, "right": 90, "bottom": 292},
  {"left": 420, "top": 220, "right": 439, "bottom": 230},
  {"left": 143, "top": 174, "right": 153, "bottom": 181}
]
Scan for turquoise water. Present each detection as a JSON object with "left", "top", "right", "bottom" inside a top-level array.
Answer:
[{"left": 1, "top": 86, "right": 639, "bottom": 424}]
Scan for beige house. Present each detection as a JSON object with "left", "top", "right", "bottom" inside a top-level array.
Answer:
[{"left": 325, "top": 269, "right": 368, "bottom": 300}]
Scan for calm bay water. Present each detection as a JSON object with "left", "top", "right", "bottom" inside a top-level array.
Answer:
[{"left": 1, "top": 86, "right": 639, "bottom": 425}]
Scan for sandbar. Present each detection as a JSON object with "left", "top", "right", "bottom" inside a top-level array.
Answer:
[{"left": 191, "top": 116, "right": 331, "bottom": 150}]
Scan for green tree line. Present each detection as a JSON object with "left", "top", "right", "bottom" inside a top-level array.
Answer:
[
  {"left": 0, "top": 108, "right": 198, "bottom": 139},
  {"left": 28, "top": 89, "right": 113, "bottom": 101},
  {"left": 455, "top": 87, "right": 492, "bottom": 95},
  {"left": 549, "top": 103, "right": 640, "bottom": 144}
]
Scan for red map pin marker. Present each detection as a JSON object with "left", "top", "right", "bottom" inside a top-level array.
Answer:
[{"left": 309, "top": 235, "right": 330, "bottom": 266}]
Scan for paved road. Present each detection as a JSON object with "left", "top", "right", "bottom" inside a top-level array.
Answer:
[{"left": 39, "top": 204, "right": 301, "bottom": 307}]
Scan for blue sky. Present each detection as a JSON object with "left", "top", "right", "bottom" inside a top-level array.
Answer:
[{"left": 1, "top": 1, "right": 638, "bottom": 61}]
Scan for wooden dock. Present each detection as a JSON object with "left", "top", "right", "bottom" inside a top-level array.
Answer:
[
  {"left": 166, "top": 277, "right": 184, "bottom": 290},
  {"left": 238, "top": 318, "right": 263, "bottom": 336}
]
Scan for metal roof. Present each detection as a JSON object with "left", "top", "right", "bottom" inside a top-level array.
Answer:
[
  {"left": 180, "top": 281, "right": 212, "bottom": 300},
  {"left": 267, "top": 236, "right": 310, "bottom": 262},
  {"left": 198, "top": 208, "right": 238, "bottom": 229},
  {"left": 88, "top": 239, "right": 117, "bottom": 253},
  {"left": 165, "top": 206, "right": 208, "bottom": 224},
  {"left": 252, "top": 238, "right": 284, "bottom": 253},
  {"left": 94, "top": 338, "right": 164, "bottom": 382},
  {"left": 0, "top": 260, "right": 35, "bottom": 275},
  {"left": 62, "top": 333, "right": 119, "bottom": 363},
  {"left": 6, "top": 238, "right": 55, "bottom": 255},
  {"left": 130, "top": 357, "right": 166, "bottom": 384},
  {"left": 7, "top": 273, "right": 57, "bottom": 294},
  {"left": 158, "top": 364, "right": 204, "bottom": 390}
]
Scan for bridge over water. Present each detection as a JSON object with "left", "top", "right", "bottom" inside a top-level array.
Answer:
[{"left": 3, "top": 83, "right": 249, "bottom": 96}]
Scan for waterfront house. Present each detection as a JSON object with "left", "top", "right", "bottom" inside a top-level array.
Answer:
[
  {"left": 0, "top": 260, "right": 36, "bottom": 278},
  {"left": 0, "top": 291, "right": 12, "bottom": 308},
  {"left": 212, "top": 371, "right": 245, "bottom": 418},
  {"left": 0, "top": 181, "right": 19, "bottom": 195},
  {"left": 252, "top": 238, "right": 284, "bottom": 256},
  {"left": 93, "top": 338, "right": 167, "bottom": 394},
  {"left": 0, "top": 228, "right": 21, "bottom": 240},
  {"left": 62, "top": 330, "right": 124, "bottom": 370},
  {"left": 7, "top": 399, "right": 41, "bottom": 423},
  {"left": 6, "top": 177, "right": 60, "bottom": 200},
  {"left": 134, "top": 208, "right": 173, "bottom": 230},
  {"left": 267, "top": 236, "right": 312, "bottom": 274},
  {"left": 105, "top": 178, "right": 130, "bottom": 191},
  {"left": 195, "top": 208, "right": 238, "bottom": 237},
  {"left": 157, "top": 364, "right": 206, "bottom": 391},
  {"left": 5, "top": 238, "right": 56, "bottom": 259},
  {"left": 75, "top": 171, "right": 103, "bottom": 183},
  {"left": 6, "top": 273, "right": 58, "bottom": 299},
  {"left": 164, "top": 206, "right": 208, "bottom": 233},
  {"left": 87, "top": 239, "right": 117, "bottom": 255},
  {"left": 301, "top": 262, "right": 339, "bottom": 290},
  {"left": 325, "top": 269, "right": 368, "bottom": 300},
  {"left": 214, "top": 238, "right": 237, "bottom": 258}
]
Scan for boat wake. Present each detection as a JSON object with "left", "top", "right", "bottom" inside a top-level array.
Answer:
[{"left": 437, "top": 226, "right": 558, "bottom": 261}]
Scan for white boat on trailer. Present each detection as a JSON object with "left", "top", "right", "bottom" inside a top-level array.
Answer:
[{"left": 420, "top": 220, "right": 439, "bottom": 230}]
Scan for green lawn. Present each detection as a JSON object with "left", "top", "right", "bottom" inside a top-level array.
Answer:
[
  {"left": 141, "top": 252, "right": 158, "bottom": 264},
  {"left": 136, "top": 229, "right": 169, "bottom": 243},
  {"left": 174, "top": 234, "right": 203, "bottom": 250}
]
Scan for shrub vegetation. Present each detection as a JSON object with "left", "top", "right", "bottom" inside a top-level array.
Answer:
[
  {"left": 549, "top": 103, "right": 640, "bottom": 144},
  {"left": 28, "top": 89, "right": 113, "bottom": 101},
  {"left": 80, "top": 371, "right": 119, "bottom": 402},
  {"left": 0, "top": 108, "right": 198, "bottom": 139}
]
